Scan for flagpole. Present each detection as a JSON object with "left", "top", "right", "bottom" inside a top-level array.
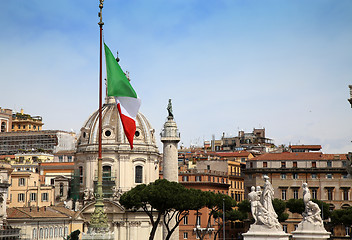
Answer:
[{"left": 90, "top": 0, "right": 108, "bottom": 232}]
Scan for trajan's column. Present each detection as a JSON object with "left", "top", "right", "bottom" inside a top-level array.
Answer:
[
  {"left": 161, "top": 99, "right": 180, "bottom": 240},
  {"left": 161, "top": 99, "right": 180, "bottom": 182}
]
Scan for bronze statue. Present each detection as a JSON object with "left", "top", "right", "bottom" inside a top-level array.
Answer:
[{"left": 167, "top": 99, "right": 173, "bottom": 118}]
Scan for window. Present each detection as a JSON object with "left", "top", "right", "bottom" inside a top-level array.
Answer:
[
  {"left": 281, "top": 162, "right": 286, "bottom": 168},
  {"left": 54, "top": 227, "right": 58, "bottom": 237},
  {"left": 42, "top": 193, "right": 48, "bottom": 202},
  {"left": 293, "top": 189, "right": 299, "bottom": 199},
  {"left": 311, "top": 173, "right": 317, "bottom": 179},
  {"left": 183, "top": 216, "right": 188, "bottom": 225},
  {"left": 79, "top": 166, "right": 83, "bottom": 184},
  {"left": 183, "top": 232, "right": 188, "bottom": 239},
  {"left": 49, "top": 228, "right": 53, "bottom": 238},
  {"left": 32, "top": 228, "right": 37, "bottom": 239},
  {"left": 241, "top": 158, "right": 246, "bottom": 163},
  {"left": 64, "top": 227, "right": 68, "bottom": 237},
  {"left": 196, "top": 216, "right": 201, "bottom": 226},
  {"left": 196, "top": 176, "right": 201, "bottom": 182},
  {"left": 60, "top": 183, "right": 64, "bottom": 197},
  {"left": 18, "top": 193, "right": 24, "bottom": 202},
  {"left": 283, "top": 225, "right": 287, "bottom": 233},
  {"left": 293, "top": 173, "right": 298, "bottom": 179},
  {"left": 327, "top": 161, "right": 332, "bottom": 167},
  {"left": 59, "top": 156, "right": 63, "bottom": 162},
  {"left": 293, "top": 162, "right": 297, "bottom": 168},
  {"left": 18, "top": 178, "right": 25, "bottom": 186},
  {"left": 326, "top": 174, "right": 332, "bottom": 179},
  {"left": 51, "top": 178, "right": 55, "bottom": 185},
  {"left": 59, "top": 227, "right": 62, "bottom": 237},
  {"left": 45, "top": 228, "right": 48, "bottom": 238},
  {"left": 183, "top": 176, "right": 188, "bottom": 182},
  {"left": 343, "top": 189, "right": 349, "bottom": 201},
  {"left": 281, "top": 173, "right": 286, "bottom": 179},
  {"left": 281, "top": 189, "right": 287, "bottom": 200},
  {"left": 342, "top": 161, "right": 347, "bottom": 167},
  {"left": 207, "top": 165, "right": 210, "bottom": 170},
  {"left": 312, "top": 189, "right": 317, "bottom": 199},
  {"left": 342, "top": 174, "right": 348, "bottom": 179},
  {"left": 327, "top": 189, "right": 333, "bottom": 200},
  {"left": 250, "top": 162, "right": 253, "bottom": 168},
  {"left": 68, "top": 156, "right": 72, "bottom": 162},
  {"left": 135, "top": 166, "right": 143, "bottom": 183},
  {"left": 103, "top": 165, "right": 112, "bottom": 181},
  {"left": 39, "top": 228, "right": 43, "bottom": 239},
  {"left": 312, "top": 161, "right": 316, "bottom": 168},
  {"left": 263, "top": 162, "right": 267, "bottom": 168},
  {"left": 30, "top": 193, "right": 36, "bottom": 201}
]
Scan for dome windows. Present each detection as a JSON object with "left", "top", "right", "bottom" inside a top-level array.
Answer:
[{"left": 103, "top": 128, "right": 114, "bottom": 139}]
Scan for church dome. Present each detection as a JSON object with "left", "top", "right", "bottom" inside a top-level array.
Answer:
[{"left": 77, "top": 97, "right": 158, "bottom": 153}]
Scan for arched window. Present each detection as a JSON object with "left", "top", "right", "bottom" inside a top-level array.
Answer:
[
  {"left": 44, "top": 228, "right": 48, "bottom": 238},
  {"left": 60, "top": 183, "right": 64, "bottom": 197},
  {"left": 32, "top": 228, "right": 37, "bottom": 239},
  {"left": 54, "top": 227, "right": 58, "bottom": 237},
  {"left": 59, "top": 227, "right": 62, "bottom": 237},
  {"left": 135, "top": 166, "right": 143, "bottom": 183},
  {"left": 49, "top": 227, "right": 53, "bottom": 238},
  {"left": 64, "top": 227, "right": 68, "bottom": 237},
  {"left": 39, "top": 228, "right": 43, "bottom": 239}
]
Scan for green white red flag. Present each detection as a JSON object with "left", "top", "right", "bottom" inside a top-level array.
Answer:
[{"left": 104, "top": 43, "right": 141, "bottom": 149}]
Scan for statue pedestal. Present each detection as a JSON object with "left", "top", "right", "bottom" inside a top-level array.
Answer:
[
  {"left": 292, "top": 221, "right": 330, "bottom": 240},
  {"left": 243, "top": 224, "right": 290, "bottom": 240}
]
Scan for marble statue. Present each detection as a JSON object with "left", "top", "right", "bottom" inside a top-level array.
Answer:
[
  {"left": 84, "top": 188, "right": 90, "bottom": 201},
  {"left": 261, "top": 175, "right": 278, "bottom": 218},
  {"left": 247, "top": 176, "right": 281, "bottom": 230},
  {"left": 167, "top": 99, "right": 173, "bottom": 118},
  {"left": 111, "top": 186, "right": 122, "bottom": 201},
  {"left": 248, "top": 186, "right": 260, "bottom": 223},
  {"left": 243, "top": 177, "right": 289, "bottom": 240},
  {"left": 302, "top": 183, "right": 323, "bottom": 227},
  {"left": 291, "top": 183, "right": 330, "bottom": 240}
]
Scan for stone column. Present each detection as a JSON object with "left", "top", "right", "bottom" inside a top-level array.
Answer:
[{"left": 160, "top": 100, "right": 180, "bottom": 240}]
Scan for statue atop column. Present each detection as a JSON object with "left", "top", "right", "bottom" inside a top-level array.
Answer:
[{"left": 167, "top": 99, "right": 173, "bottom": 118}]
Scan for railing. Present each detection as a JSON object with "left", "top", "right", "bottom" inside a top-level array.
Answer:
[{"left": 179, "top": 169, "right": 227, "bottom": 176}]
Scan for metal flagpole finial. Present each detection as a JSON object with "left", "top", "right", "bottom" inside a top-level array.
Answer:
[{"left": 98, "top": 0, "right": 104, "bottom": 26}]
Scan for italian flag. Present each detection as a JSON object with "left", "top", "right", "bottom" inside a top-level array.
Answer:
[{"left": 104, "top": 43, "right": 141, "bottom": 149}]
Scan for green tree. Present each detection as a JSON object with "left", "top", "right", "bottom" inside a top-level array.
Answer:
[
  {"left": 120, "top": 179, "right": 202, "bottom": 240},
  {"left": 330, "top": 207, "right": 352, "bottom": 226},
  {"left": 213, "top": 208, "right": 247, "bottom": 240},
  {"left": 193, "top": 192, "right": 235, "bottom": 240},
  {"left": 272, "top": 198, "right": 289, "bottom": 222},
  {"left": 286, "top": 198, "right": 305, "bottom": 214}
]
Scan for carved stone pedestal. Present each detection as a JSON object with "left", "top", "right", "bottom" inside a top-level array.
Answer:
[
  {"left": 292, "top": 221, "right": 330, "bottom": 240},
  {"left": 243, "top": 224, "right": 290, "bottom": 240}
]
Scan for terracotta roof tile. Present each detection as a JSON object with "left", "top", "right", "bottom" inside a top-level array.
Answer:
[
  {"left": 7, "top": 206, "right": 74, "bottom": 219},
  {"left": 251, "top": 152, "right": 347, "bottom": 161}
]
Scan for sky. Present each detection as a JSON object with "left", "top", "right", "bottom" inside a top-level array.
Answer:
[{"left": 1, "top": 0, "right": 351, "bottom": 153}]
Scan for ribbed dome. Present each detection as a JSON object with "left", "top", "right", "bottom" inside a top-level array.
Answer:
[{"left": 77, "top": 97, "right": 158, "bottom": 153}]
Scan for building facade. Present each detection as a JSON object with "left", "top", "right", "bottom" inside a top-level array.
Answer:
[
  {"left": 74, "top": 96, "right": 162, "bottom": 240},
  {"left": 0, "top": 107, "right": 12, "bottom": 133},
  {"left": 244, "top": 150, "right": 352, "bottom": 234}
]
